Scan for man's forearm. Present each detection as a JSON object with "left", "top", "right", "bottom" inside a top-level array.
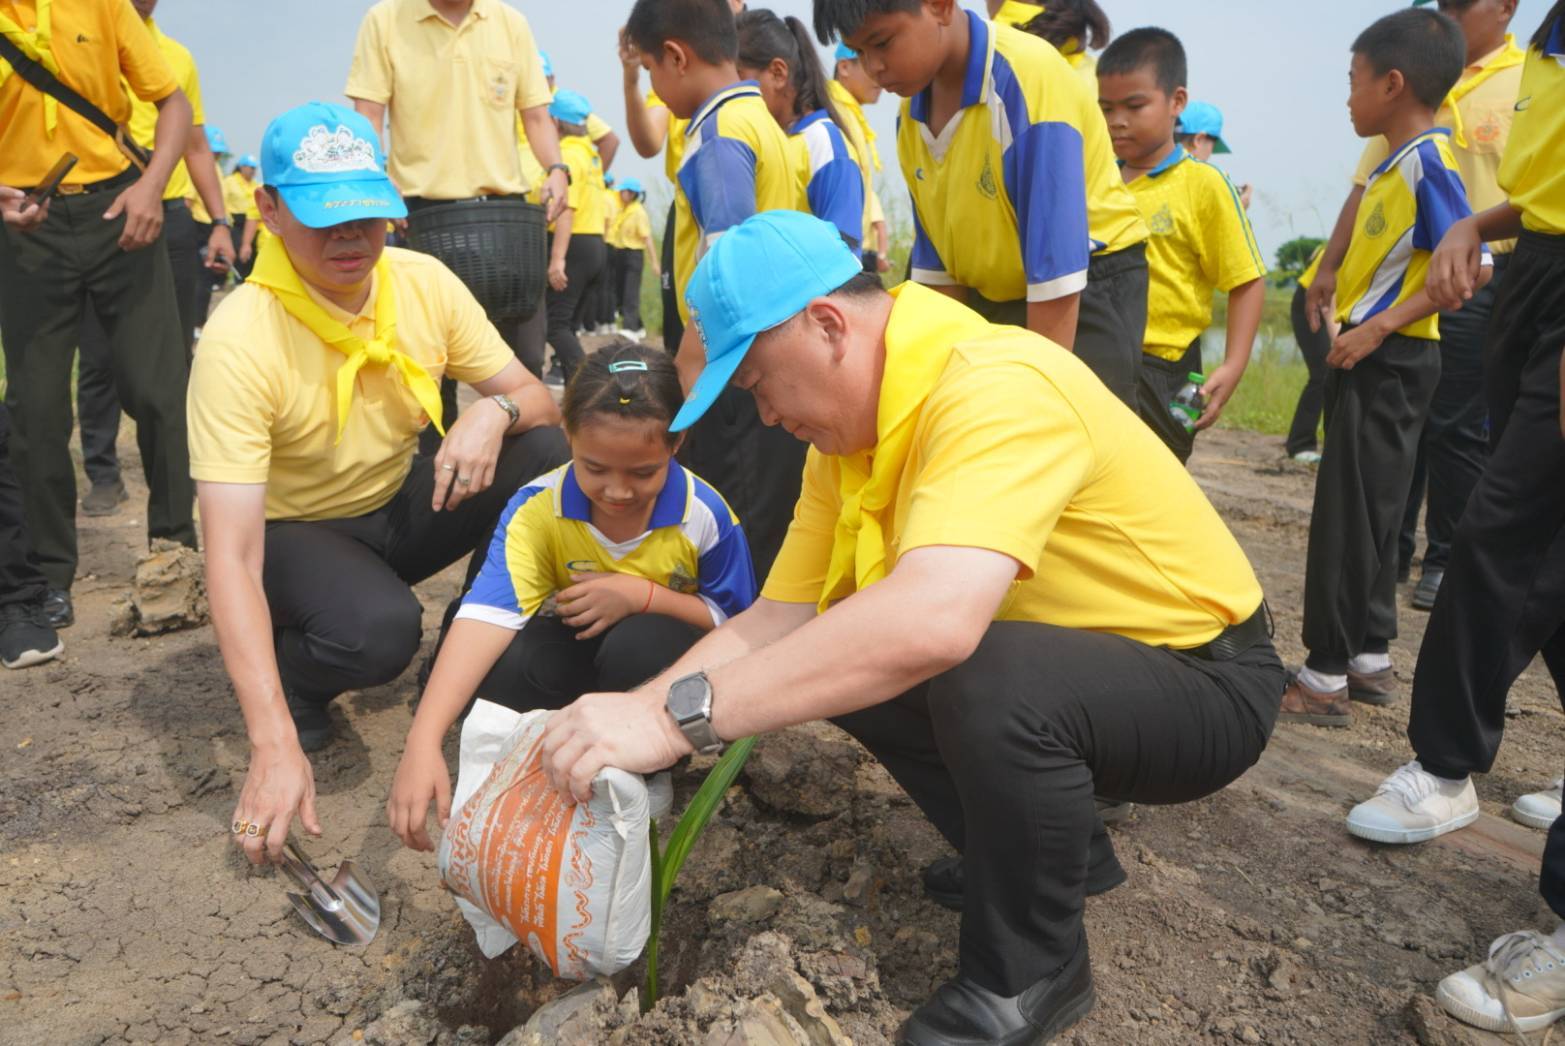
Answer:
[
  {"left": 207, "top": 557, "right": 296, "bottom": 750},
  {"left": 521, "top": 106, "right": 562, "bottom": 169},
  {"left": 184, "top": 134, "right": 227, "bottom": 222},
  {"left": 1028, "top": 293, "right": 1081, "bottom": 350},
  {"left": 146, "top": 90, "right": 194, "bottom": 193},
  {"left": 631, "top": 598, "right": 813, "bottom": 703}
]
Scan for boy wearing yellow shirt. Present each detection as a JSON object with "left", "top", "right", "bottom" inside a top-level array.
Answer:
[
  {"left": 1098, "top": 28, "right": 1266, "bottom": 463},
  {"left": 189, "top": 103, "right": 565, "bottom": 859}
]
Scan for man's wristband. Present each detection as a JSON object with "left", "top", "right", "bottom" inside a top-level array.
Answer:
[
  {"left": 546, "top": 163, "right": 571, "bottom": 185},
  {"left": 210, "top": 217, "right": 231, "bottom": 228}
]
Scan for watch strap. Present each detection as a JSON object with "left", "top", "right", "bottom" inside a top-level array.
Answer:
[{"left": 490, "top": 394, "right": 520, "bottom": 427}]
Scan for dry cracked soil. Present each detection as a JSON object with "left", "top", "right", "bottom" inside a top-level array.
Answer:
[{"left": 4, "top": 424, "right": 1563, "bottom": 1046}]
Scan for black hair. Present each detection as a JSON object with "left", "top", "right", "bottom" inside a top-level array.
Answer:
[
  {"left": 811, "top": 0, "right": 921, "bottom": 45},
  {"left": 829, "top": 270, "right": 889, "bottom": 299},
  {"left": 561, "top": 341, "right": 685, "bottom": 446},
  {"left": 1010, "top": 0, "right": 1111, "bottom": 53},
  {"left": 1097, "top": 26, "right": 1186, "bottom": 94},
  {"left": 1351, "top": 8, "right": 1466, "bottom": 109},
  {"left": 627, "top": 0, "right": 739, "bottom": 66},
  {"left": 737, "top": 9, "right": 849, "bottom": 136},
  {"left": 1534, "top": 0, "right": 1565, "bottom": 50}
]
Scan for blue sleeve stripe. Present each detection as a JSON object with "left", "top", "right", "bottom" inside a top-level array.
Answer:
[
  {"left": 1203, "top": 161, "right": 1266, "bottom": 272},
  {"left": 1003, "top": 119, "right": 1091, "bottom": 294},
  {"left": 680, "top": 131, "right": 759, "bottom": 237},
  {"left": 690, "top": 476, "right": 741, "bottom": 534},
  {"left": 806, "top": 137, "right": 865, "bottom": 250},
  {"left": 1411, "top": 142, "right": 1475, "bottom": 252},
  {"left": 460, "top": 481, "right": 552, "bottom": 616},
  {"left": 910, "top": 203, "right": 949, "bottom": 278},
  {"left": 988, "top": 52, "right": 1034, "bottom": 147}
]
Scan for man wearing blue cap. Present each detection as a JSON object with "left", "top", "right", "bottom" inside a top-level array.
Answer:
[
  {"left": 189, "top": 102, "right": 566, "bottom": 866},
  {"left": 538, "top": 212, "right": 1283, "bottom": 1045}
]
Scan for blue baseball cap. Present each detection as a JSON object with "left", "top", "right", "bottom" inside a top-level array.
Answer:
[
  {"left": 205, "top": 125, "right": 229, "bottom": 153},
  {"left": 549, "top": 88, "right": 592, "bottom": 125},
  {"left": 835, "top": 42, "right": 858, "bottom": 62},
  {"left": 1177, "top": 101, "right": 1232, "bottom": 153},
  {"left": 671, "top": 211, "right": 863, "bottom": 432},
  {"left": 619, "top": 176, "right": 645, "bottom": 194},
  {"left": 260, "top": 101, "right": 406, "bottom": 229},
  {"left": 236, "top": 153, "right": 259, "bottom": 170},
  {"left": 540, "top": 50, "right": 554, "bottom": 79}
]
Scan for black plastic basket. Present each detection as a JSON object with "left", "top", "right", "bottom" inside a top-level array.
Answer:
[{"left": 407, "top": 197, "right": 547, "bottom": 322}]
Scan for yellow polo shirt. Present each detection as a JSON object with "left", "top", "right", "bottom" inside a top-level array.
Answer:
[
  {"left": 647, "top": 90, "right": 689, "bottom": 185},
  {"left": 1499, "top": 22, "right": 1565, "bottom": 235},
  {"left": 186, "top": 158, "right": 222, "bottom": 223},
  {"left": 187, "top": 247, "right": 515, "bottom": 522},
  {"left": 602, "top": 186, "right": 623, "bottom": 247},
  {"left": 345, "top": 0, "right": 552, "bottom": 199},
  {"left": 550, "top": 135, "right": 605, "bottom": 237},
  {"left": 123, "top": 19, "right": 198, "bottom": 203},
  {"left": 613, "top": 199, "right": 652, "bottom": 252},
  {"left": 1297, "top": 244, "right": 1325, "bottom": 291},
  {"left": 764, "top": 284, "right": 1263, "bottom": 648},
  {"left": 1353, "top": 36, "right": 1525, "bottom": 254},
  {"left": 1127, "top": 148, "right": 1265, "bottom": 360},
  {"left": 223, "top": 170, "right": 260, "bottom": 221},
  {"left": 0, "top": 0, "right": 175, "bottom": 186}
]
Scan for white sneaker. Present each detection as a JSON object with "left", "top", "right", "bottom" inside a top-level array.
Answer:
[
  {"left": 1438, "top": 929, "right": 1565, "bottom": 1034},
  {"left": 1291, "top": 449, "right": 1322, "bottom": 465},
  {"left": 1345, "top": 760, "right": 1479, "bottom": 843},
  {"left": 1513, "top": 779, "right": 1565, "bottom": 830}
]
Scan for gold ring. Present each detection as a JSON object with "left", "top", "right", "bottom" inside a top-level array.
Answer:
[
  {"left": 457, "top": 475, "right": 471, "bottom": 486},
  {"left": 231, "top": 819, "right": 247, "bottom": 835},
  {"left": 441, "top": 464, "right": 456, "bottom": 472},
  {"left": 245, "top": 823, "right": 264, "bottom": 837}
]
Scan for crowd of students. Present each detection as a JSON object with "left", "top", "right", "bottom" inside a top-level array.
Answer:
[{"left": 2, "top": 0, "right": 1565, "bottom": 1041}]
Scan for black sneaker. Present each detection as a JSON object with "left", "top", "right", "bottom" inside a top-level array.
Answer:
[
  {"left": 1412, "top": 568, "right": 1444, "bottom": 611},
  {"left": 0, "top": 604, "right": 63, "bottom": 669},
  {"left": 41, "top": 588, "right": 73, "bottom": 629},
  {"left": 286, "top": 689, "right": 336, "bottom": 752},
  {"left": 81, "top": 479, "right": 129, "bottom": 517},
  {"left": 901, "top": 932, "right": 1094, "bottom": 1045}
]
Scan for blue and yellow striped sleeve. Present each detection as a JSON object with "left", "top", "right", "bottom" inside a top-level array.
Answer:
[
  {"left": 688, "top": 479, "right": 758, "bottom": 624},
  {"left": 909, "top": 198, "right": 952, "bottom": 285},
  {"left": 456, "top": 481, "right": 555, "bottom": 631},
  {"left": 1411, "top": 141, "right": 1478, "bottom": 254},
  {"left": 798, "top": 113, "right": 865, "bottom": 252},
  {"left": 679, "top": 113, "right": 759, "bottom": 246}
]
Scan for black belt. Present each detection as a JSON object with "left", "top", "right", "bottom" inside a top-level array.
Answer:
[
  {"left": 403, "top": 193, "right": 531, "bottom": 212},
  {"left": 1181, "top": 602, "right": 1273, "bottom": 662},
  {"left": 34, "top": 165, "right": 139, "bottom": 198}
]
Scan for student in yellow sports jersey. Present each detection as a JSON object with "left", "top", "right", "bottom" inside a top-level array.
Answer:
[
  {"left": 609, "top": 178, "right": 658, "bottom": 337},
  {"left": 386, "top": 345, "right": 756, "bottom": 851},
  {"left": 1284, "top": 245, "right": 1332, "bottom": 463},
  {"left": 1098, "top": 28, "right": 1266, "bottom": 464},
  {"left": 987, "top": 0, "right": 1108, "bottom": 95},
  {"left": 540, "top": 90, "right": 607, "bottom": 387},
  {"left": 190, "top": 103, "right": 565, "bottom": 863},
  {"left": 626, "top": 0, "right": 806, "bottom": 579},
  {"left": 816, "top": 0, "right": 1151, "bottom": 412},
  {"left": 831, "top": 43, "right": 889, "bottom": 273},
  {"left": 1281, "top": 8, "right": 1488, "bottom": 729},
  {"left": 539, "top": 211, "right": 1282, "bottom": 1043},
  {"left": 1345, "top": 11, "right": 1565, "bottom": 1031}
]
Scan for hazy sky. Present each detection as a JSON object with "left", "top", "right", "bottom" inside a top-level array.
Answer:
[{"left": 153, "top": 0, "right": 1555, "bottom": 265}]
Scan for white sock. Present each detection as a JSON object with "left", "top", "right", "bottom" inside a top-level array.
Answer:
[
  {"left": 1348, "top": 652, "right": 1392, "bottom": 674},
  {"left": 1297, "top": 666, "right": 1346, "bottom": 693}
]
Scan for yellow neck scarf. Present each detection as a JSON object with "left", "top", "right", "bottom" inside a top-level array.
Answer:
[
  {"left": 1443, "top": 36, "right": 1525, "bottom": 148},
  {"left": 992, "top": 1, "right": 1046, "bottom": 29},
  {"left": 827, "top": 79, "right": 880, "bottom": 172},
  {"left": 247, "top": 243, "right": 445, "bottom": 445},
  {"left": 0, "top": 0, "right": 59, "bottom": 135},
  {"left": 818, "top": 285, "right": 992, "bottom": 612}
]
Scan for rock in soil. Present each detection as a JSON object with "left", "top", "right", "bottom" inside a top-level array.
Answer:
[
  {"left": 742, "top": 723, "right": 862, "bottom": 818},
  {"left": 109, "top": 538, "right": 207, "bottom": 636}
]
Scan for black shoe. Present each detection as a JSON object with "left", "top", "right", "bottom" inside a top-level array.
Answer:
[
  {"left": 41, "top": 588, "right": 73, "bottom": 629},
  {"left": 923, "top": 841, "right": 1127, "bottom": 913},
  {"left": 1411, "top": 568, "right": 1444, "bottom": 611},
  {"left": 287, "top": 689, "right": 336, "bottom": 752},
  {"left": 81, "top": 479, "right": 129, "bottom": 517},
  {"left": 901, "top": 934, "right": 1094, "bottom": 1045},
  {"left": 0, "top": 604, "right": 63, "bottom": 669}
]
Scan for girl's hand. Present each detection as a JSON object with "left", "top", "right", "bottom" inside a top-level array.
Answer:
[
  {"left": 557, "top": 572, "right": 653, "bottom": 639},
  {"left": 387, "top": 740, "right": 452, "bottom": 852}
]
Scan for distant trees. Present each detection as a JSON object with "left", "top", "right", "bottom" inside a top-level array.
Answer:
[{"left": 1273, "top": 236, "right": 1325, "bottom": 285}]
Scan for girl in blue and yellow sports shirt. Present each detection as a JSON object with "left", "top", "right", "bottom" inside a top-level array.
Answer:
[
  {"left": 386, "top": 344, "right": 756, "bottom": 850},
  {"left": 736, "top": 9, "right": 867, "bottom": 255}
]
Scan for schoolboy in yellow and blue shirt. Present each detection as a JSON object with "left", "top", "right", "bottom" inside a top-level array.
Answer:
[
  {"left": 818, "top": 0, "right": 1148, "bottom": 410},
  {"left": 1098, "top": 28, "right": 1266, "bottom": 464},
  {"left": 1283, "top": 8, "right": 1488, "bottom": 725}
]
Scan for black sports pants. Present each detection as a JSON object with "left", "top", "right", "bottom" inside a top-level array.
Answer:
[
  {"left": 0, "top": 404, "right": 49, "bottom": 611},
  {"left": 545, "top": 232, "right": 606, "bottom": 380},
  {"left": 833, "top": 620, "right": 1281, "bottom": 994},
  {"left": 1136, "top": 338, "right": 1203, "bottom": 464},
  {"left": 1285, "top": 283, "right": 1332, "bottom": 457},
  {"left": 617, "top": 247, "right": 645, "bottom": 332}
]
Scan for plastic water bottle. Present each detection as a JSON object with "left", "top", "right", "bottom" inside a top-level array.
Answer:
[{"left": 1167, "top": 373, "right": 1207, "bottom": 434}]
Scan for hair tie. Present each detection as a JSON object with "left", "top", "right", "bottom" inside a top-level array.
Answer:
[{"left": 607, "top": 360, "right": 649, "bottom": 374}]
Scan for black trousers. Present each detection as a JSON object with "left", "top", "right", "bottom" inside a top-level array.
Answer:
[
  {"left": 617, "top": 248, "right": 645, "bottom": 331},
  {"left": 1136, "top": 338, "right": 1203, "bottom": 464},
  {"left": 231, "top": 215, "right": 255, "bottom": 282},
  {"left": 676, "top": 386, "right": 808, "bottom": 582},
  {"left": 546, "top": 233, "right": 606, "bottom": 379},
  {"left": 0, "top": 180, "right": 196, "bottom": 591},
  {"left": 1285, "top": 283, "right": 1332, "bottom": 457},
  {"left": 660, "top": 204, "right": 683, "bottom": 352},
  {"left": 1302, "top": 331, "right": 1441, "bottom": 673},
  {"left": 262, "top": 427, "right": 568, "bottom": 702},
  {"left": 76, "top": 200, "right": 203, "bottom": 488},
  {"left": 190, "top": 218, "right": 220, "bottom": 329},
  {"left": 969, "top": 243, "right": 1147, "bottom": 413},
  {"left": 1399, "top": 253, "right": 1509, "bottom": 573},
  {"left": 833, "top": 621, "right": 1282, "bottom": 994},
  {"left": 0, "top": 404, "right": 49, "bottom": 611},
  {"left": 472, "top": 613, "right": 702, "bottom": 713},
  {"left": 574, "top": 238, "right": 611, "bottom": 333}
]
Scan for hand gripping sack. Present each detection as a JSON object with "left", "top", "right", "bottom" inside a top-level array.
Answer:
[{"left": 438, "top": 701, "right": 672, "bottom": 978}]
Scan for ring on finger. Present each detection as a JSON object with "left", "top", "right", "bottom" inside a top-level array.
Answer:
[
  {"left": 231, "top": 819, "right": 247, "bottom": 835},
  {"left": 245, "top": 823, "right": 265, "bottom": 837},
  {"left": 457, "top": 475, "right": 471, "bottom": 486},
  {"left": 441, "top": 463, "right": 456, "bottom": 472}
]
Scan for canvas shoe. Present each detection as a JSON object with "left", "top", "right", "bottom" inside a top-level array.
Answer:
[
  {"left": 1345, "top": 760, "right": 1479, "bottom": 843},
  {"left": 1437, "top": 929, "right": 1565, "bottom": 1035},
  {"left": 1512, "top": 779, "right": 1565, "bottom": 831}
]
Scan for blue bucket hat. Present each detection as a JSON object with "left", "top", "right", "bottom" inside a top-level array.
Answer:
[
  {"left": 205, "top": 125, "right": 229, "bottom": 154},
  {"left": 619, "top": 176, "right": 645, "bottom": 195},
  {"left": 1177, "top": 101, "right": 1232, "bottom": 154},
  {"left": 236, "top": 153, "right": 259, "bottom": 170},
  {"left": 260, "top": 101, "right": 407, "bottom": 229},
  {"left": 549, "top": 89, "right": 592, "bottom": 125},
  {"left": 672, "top": 211, "right": 863, "bottom": 432}
]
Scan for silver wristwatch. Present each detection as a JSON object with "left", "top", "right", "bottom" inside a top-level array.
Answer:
[
  {"left": 666, "top": 672, "right": 724, "bottom": 754},
  {"left": 490, "top": 393, "right": 521, "bottom": 427}
]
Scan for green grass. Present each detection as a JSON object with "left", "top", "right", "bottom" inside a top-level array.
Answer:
[{"left": 1204, "top": 285, "right": 1311, "bottom": 438}]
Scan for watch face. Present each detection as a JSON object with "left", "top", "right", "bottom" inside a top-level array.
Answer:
[{"left": 668, "top": 674, "right": 708, "bottom": 721}]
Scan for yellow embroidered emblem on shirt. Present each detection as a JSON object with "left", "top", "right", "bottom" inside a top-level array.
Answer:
[
  {"left": 668, "top": 563, "right": 699, "bottom": 595},
  {"left": 1149, "top": 203, "right": 1175, "bottom": 236},
  {"left": 978, "top": 157, "right": 998, "bottom": 200},
  {"left": 1365, "top": 202, "right": 1387, "bottom": 238}
]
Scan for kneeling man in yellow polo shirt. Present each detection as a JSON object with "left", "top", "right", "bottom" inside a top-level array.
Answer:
[
  {"left": 538, "top": 212, "right": 1284, "bottom": 1045},
  {"left": 187, "top": 103, "right": 565, "bottom": 864}
]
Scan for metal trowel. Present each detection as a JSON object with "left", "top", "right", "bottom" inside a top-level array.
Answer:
[{"left": 279, "top": 841, "right": 381, "bottom": 946}]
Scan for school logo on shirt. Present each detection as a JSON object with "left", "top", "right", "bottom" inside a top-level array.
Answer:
[
  {"left": 668, "top": 564, "right": 699, "bottom": 595},
  {"left": 489, "top": 73, "right": 511, "bottom": 106},
  {"left": 1149, "top": 203, "right": 1175, "bottom": 236},
  {"left": 1365, "top": 202, "right": 1387, "bottom": 238},
  {"left": 978, "top": 156, "right": 998, "bottom": 200}
]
